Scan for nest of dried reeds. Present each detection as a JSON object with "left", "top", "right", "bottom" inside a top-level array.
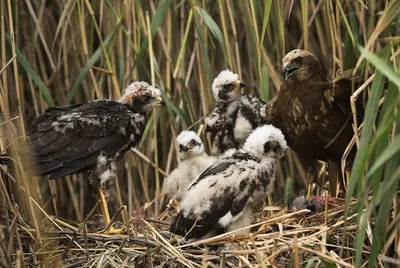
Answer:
[{"left": 3, "top": 198, "right": 383, "bottom": 268}]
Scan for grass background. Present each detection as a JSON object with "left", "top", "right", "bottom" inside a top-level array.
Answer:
[{"left": 0, "top": 0, "right": 399, "bottom": 266}]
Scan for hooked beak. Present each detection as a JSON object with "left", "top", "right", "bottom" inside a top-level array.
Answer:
[
  {"left": 150, "top": 96, "right": 166, "bottom": 107},
  {"left": 234, "top": 79, "right": 246, "bottom": 89},
  {"left": 283, "top": 66, "right": 298, "bottom": 80}
]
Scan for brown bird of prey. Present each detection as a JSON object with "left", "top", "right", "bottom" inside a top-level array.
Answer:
[
  {"left": 26, "top": 81, "right": 165, "bottom": 233},
  {"left": 265, "top": 49, "right": 362, "bottom": 195}
]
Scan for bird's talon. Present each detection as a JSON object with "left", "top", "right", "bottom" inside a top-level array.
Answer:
[{"left": 99, "top": 226, "right": 126, "bottom": 235}]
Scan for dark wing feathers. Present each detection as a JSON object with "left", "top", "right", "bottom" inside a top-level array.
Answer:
[
  {"left": 231, "top": 193, "right": 250, "bottom": 217},
  {"left": 188, "top": 150, "right": 255, "bottom": 190},
  {"left": 47, "top": 156, "right": 99, "bottom": 180},
  {"left": 170, "top": 188, "right": 236, "bottom": 239},
  {"left": 241, "top": 95, "right": 267, "bottom": 126},
  {"left": 188, "top": 159, "right": 236, "bottom": 190},
  {"left": 27, "top": 101, "right": 144, "bottom": 179},
  {"left": 170, "top": 182, "right": 254, "bottom": 239},
  {"left": 205, "top": 95, "right": 267, "bottom": 153},
  {"left": 29, "top": 104, "right": 83, "bottom": 133}
]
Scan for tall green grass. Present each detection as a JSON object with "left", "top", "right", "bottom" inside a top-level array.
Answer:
[{"left": 1, "top": 0, "right": 399, "bottom": 266}]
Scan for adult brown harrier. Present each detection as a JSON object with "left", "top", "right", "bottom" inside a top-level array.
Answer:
[{"left": 265, "top": 49, "right": 363, "bottom": 195}]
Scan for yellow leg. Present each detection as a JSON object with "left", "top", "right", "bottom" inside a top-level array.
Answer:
[
  {"left": 307, "top": 183, "right": 312, "bottom": 198},
  {"left": 98, "top": 187, "right": 125, "bottom": 235},
  {"left": 99, "top": 186, "right": 111, "bottom": 226},
  {"left": 267, "top": 195, "right": 273, "bottom": 206}
]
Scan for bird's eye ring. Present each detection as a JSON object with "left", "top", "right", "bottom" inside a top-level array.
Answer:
[
  {"left": 294, "top": 57, "right": 302, "bottom": 62},
  {"left": 223, "top": 84, "right": 231, "bottom": 90}
]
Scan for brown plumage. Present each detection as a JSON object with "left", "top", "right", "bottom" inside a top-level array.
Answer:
[{"left": 265, "top": 49, "right": 363, "bottom": 195}]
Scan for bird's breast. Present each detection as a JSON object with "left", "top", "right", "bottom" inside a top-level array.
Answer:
[{"left": 233, "top": 112, "right": 253, "bottom": 146}]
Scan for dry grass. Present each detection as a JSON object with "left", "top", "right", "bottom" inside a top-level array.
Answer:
[
  {"left": 1, "top": 0, "right": 400, "bottom": 267},
  {"left": 3, "top": 198, "right": 385, "bottom": 267}
]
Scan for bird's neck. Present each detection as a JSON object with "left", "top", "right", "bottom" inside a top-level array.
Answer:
[
  {"left": 182, "top": 151, "right": 207, "bottom": 161},
  {"left": 217, "top": 97, "right": 241, "bottom": 106}
]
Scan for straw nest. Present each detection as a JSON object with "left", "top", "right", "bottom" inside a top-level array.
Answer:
[{"left": 3, "top": 198, "right": 381, "bottom": 268}]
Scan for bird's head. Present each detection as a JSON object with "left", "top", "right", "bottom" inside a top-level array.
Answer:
[
  {"left": 120, "top": 81, "right": 166, "bottom": 112},
  {"left": 282, "top": 49, "right": 322, "bottom": 82},
  {"left": 212, "top": 70, "right": 246, "bottom": 103},
  {"left": 176, "top": 130, "right": 204, "bottom": 159},
  {"left": 243, "top": 125, "right": 288, "bottom": 159}
]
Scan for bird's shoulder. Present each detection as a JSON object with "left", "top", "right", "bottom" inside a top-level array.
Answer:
[
  {"left": 331, "top": 68, "right": 363, "bottom": 99},
  {"left": 204, "top": 106, "right": 224, "bottom": 129},
  {"left": 239, "top": 95, "right": 267, "bottom": 122},
  {"left": 231, "top": 149, "right": 260, "bottom": 163},
  {"left": 240, "top": 94, "right": 266, "bottom": 109},
  {"left": 188, "top": 150, "right": 259, "bottom": 190},
  {"left": 32, "top": 100, "right": 145, "bottom": 138}
]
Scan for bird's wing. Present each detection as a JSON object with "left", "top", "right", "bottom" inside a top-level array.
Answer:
[
  {"left": 28, "top": 104, "right": 83, "bottom": 130},
  {"left": 171, "top": 151, "right": 261, "bottom": 239},
  {"left": 28, "top": 101, "right": 144, "bottom": 179},
  {"left": 170, "top": 186, "right": 239, "bottom": 238},
  {"left": 326, "top": 69, "right": 366, "bottom": 120},
  {"left": 187, "top": 157, "right": 236, "bottom": 190},
  {"left": 331, "top": 68, "right": 363, "bottom": 100},
  {"left": 204, "top": 106, "right": 224, "bottom": 136}
]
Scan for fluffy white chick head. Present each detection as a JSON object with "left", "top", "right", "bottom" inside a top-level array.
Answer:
[
  {"left": 119, "top": 81, "right": 165, "bottom": 112},
  {"left": 243, "top": 125, "right": 288, "bottom": 159},
  {"left": 212, "top": 70, "right": 246, "bottom": 103},
  {"left": 176, "top": 130, "right": 204, "bottom": 159}
]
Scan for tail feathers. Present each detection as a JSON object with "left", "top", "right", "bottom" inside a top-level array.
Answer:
[{"left": 169, "top": 212, "right": 219, "bottom": 239}]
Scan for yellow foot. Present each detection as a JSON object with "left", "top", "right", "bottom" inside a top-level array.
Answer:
[
  {"left": 167, "top": 199, "right": 180, "bottom": 213},
  {"left": 99, "top": 226, "right": 126, "bottom": 235}
]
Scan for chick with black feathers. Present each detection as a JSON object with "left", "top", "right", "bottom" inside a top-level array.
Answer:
[
  {"left": 24, "top": 81, "right": 165, "bottom": 234},
  {"left": 205, "top": 70, "right": 267, "bottom": 155}
]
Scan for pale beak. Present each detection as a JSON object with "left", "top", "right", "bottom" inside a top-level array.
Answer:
[
  {"left": 151, "top": 96, "right": 166, "bottom": 107},
  {"left": 235, "top": 80, "right": 246, "bottom": 88}
]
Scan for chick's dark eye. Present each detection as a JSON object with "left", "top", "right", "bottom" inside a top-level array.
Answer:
[
  {"left": 190, "top": 139, "right": 197, "bottom": 145},
  {"left": 142, "top": 96, "right": 152, "bottom": 103},
  {"left": 223, "top": 84, "right": 231, "bottom": 91}
]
